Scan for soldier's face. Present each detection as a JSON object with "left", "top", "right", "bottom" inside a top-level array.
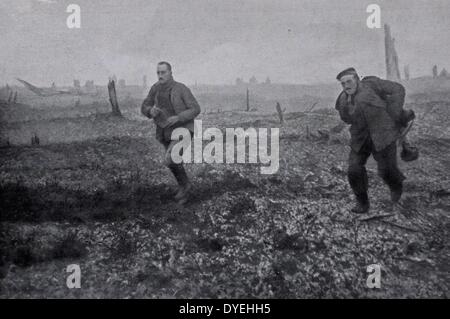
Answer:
[
  {"left": 157, "top": 64, "right": 172, "bottom": 83},
  {"left": 340, "top": 75, "right": 358, "bottom": 95}
]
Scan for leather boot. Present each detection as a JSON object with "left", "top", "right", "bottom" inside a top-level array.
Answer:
[
  {"left": 169, "top": 165, "right": 191, "bottom": 204},
  {"left": 351, "top": 194, "right": 370, "bottom": 214},
  {"left": 390, "top": 184, "right": 403, "bottom": 204}
]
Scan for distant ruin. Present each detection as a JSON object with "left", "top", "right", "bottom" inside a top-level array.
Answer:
[
  {"left": 384, "top": 24, "right": 401, "bottom": 81},
  {"left": 439, "top": 68, "right": 448, "bottom": 78},
  {"left": 235, "top": 76, "right": 272, "bottom": 86},
  {"left": 84, "top": 80, "right": 95, "bottom": 90},
  {"left": 431, "top": 66, "right": 449, "bottom": 79}
]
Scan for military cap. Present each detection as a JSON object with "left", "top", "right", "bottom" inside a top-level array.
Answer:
[{"left": 336, "top": 67, "right": 359, "bottom": 80}]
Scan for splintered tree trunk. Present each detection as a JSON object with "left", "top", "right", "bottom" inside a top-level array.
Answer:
[
  {"left": 107, "top": 80, "right": 122, "bottom": 116},
  {"left": 276, "top": 102, "right": 284, "bottom": 123},
  {"left": 384, "top": 24, "right": 401, "bottom": 81},
  {"left": 7, "top": 91, "right": 13, "bottom": 104}
]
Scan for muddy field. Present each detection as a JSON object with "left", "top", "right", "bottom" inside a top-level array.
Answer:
[{"left": 0, "top": 90, "right": 449, "bottom": 298}]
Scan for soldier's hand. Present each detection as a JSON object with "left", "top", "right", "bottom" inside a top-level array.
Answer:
[
  {"left": 166, "top": 115, "right": 180, "bottom": 127},
  {"left": 150, "top": 106, "right": 162, "bottom": 117}
]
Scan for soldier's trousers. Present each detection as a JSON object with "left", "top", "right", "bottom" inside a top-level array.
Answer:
[
  {"left": 161, "top": 138, "right": 189, "bottom": 187},
  {"left": 348, "top": 139, "right": 405, "bottom": 204}
]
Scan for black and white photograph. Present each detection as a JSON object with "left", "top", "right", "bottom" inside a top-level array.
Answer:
[{"left": 0, "top": 0, "right": 448, "bottom": 301}]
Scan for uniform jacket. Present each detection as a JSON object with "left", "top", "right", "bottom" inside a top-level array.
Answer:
[
  {"left": 141, "top": 80, "right": 201, "bottom": 143},
  {"left": 335, "top": 76, "right": 405, "bottom": 152}
]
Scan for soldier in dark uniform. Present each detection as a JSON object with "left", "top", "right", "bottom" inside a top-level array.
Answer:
[
  {"left": 335, "top": 67, "right": 412, "bottom": 213},
  {"left": 141, "top": 62, "right": 201, "bottom": 205}
]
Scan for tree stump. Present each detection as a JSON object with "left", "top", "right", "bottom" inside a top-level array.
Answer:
[{"left": 275, "top": 102, "right": 285, "bottom": 124}]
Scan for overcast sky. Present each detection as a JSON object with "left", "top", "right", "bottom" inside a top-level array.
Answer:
[{"left": 0, "top": 0, "right": 449, "bottom": 86}]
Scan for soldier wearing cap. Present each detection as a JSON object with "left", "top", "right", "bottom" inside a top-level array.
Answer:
[
  {"left": 141, "top": 62, "right": 201, "bottom": 205},
  {"left": 335, "top": 67, "right": 411, "bottom": 213}
]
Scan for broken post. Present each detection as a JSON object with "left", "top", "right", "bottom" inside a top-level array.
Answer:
[
  {"left": 143, "top": 75, "right": 147, "bottom": 89},
  {"left": 13, "top": 91, "right": 17, "bottom": 104},
  {"left": 384, "top": 24, "right": 401, "bottom": 81},
  {"left": 31, "top": 133, "right": 40, "bottom": 146},
  {"left": 246, "top": 87, "right": 250, "bottom": 111},
  {"left": 432, "top": 65, "right": 438, "bottom": 78},
  {"left": 107, "top": 80, "right": 122, "bottom": 117}
]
